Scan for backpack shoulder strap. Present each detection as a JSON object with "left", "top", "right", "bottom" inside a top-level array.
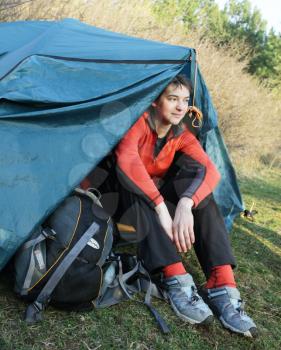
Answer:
[
  {"left": 138, "top": 263, "right": 170, "bottom": 334},
  {"left": 24, "top": 222, "right": 100, "bottom": 324},
  {"left": 17, "top": 227, "right": 56, "bottom": 294},
  {"left": 99, "top": 256, "right": 170, "bottom": 334}
]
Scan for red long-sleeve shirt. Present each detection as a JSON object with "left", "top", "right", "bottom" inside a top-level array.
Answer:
[{"left": 115, "top": 112, "right": 221, "bottom": 208}]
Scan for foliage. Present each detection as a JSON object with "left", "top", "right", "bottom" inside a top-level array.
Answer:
[
  {"left": 153, "top": 0, "right": 281, "bottom": 92},
  {"left": 153, "top": 0, "right": 224, "bottom": 35},
  {"left": 221, "top": 0, "right": 267, "bottom": 47},
  {"left": 250, "top": 30, "right": 281, "bottom": 92}
]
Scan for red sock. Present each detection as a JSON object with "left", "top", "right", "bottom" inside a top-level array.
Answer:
[
  {"left": 206, "top": 264, "right": 237, "bottom": 289},
  {"left": 163, "top": 262, "right": 187, "bottom": 278}
]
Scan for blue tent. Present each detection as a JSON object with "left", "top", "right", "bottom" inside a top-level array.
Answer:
[{"left": 0, "top": 18, "right": 243, "bottom": 270}]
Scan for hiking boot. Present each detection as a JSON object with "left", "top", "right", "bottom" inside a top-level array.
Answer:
[
  {"left": 203, "top": 287, "right": 258, "bottom": 338},
  {"left": 163, "top": 274, "right": 214, "bottom": 325}
]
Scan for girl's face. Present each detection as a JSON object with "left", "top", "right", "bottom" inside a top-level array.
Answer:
[{"left": 152, "top": 83, "right": 190, "bottom": 126}]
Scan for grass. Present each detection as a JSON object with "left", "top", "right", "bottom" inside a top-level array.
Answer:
[{"left": 0, "top": 167, "right": 280, "bottom": 350}]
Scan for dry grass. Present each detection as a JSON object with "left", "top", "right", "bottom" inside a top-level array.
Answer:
[{"left": 2, "top": 0, "right": 281, "bottom": 173}]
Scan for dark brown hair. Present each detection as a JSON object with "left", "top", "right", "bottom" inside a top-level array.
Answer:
[{"left": 168, "top": 74, "right": 193, "bottom": 94}]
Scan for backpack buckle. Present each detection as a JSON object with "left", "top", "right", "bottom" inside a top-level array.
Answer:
[{"left": 42, "top": 227, "right": 56, "bottom": 240}]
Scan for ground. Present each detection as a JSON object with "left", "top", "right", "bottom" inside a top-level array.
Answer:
[{"left": 0, "top": 168, "right": 280, "bottom": 350}]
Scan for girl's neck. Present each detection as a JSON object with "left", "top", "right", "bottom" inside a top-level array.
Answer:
[{"left": 154, "top": 118, "right": 171, "bottom": 138}]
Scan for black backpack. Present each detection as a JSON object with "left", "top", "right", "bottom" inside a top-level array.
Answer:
[
  {"left": 14, "top": 188, "right": 114, "bottom": 323},
  {"left": 14, "top": 188, "right": 170, "bottom": 333}
]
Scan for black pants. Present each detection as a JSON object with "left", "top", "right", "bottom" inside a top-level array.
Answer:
[{"left": 87, "top": 153, "right": 236, "bottom": 278}]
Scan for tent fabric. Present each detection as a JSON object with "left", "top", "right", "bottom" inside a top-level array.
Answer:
[{"left": 0, "top": 19, "right": 243, "bottom": 271}]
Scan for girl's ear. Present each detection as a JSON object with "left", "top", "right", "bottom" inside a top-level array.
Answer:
[{"left": 151, "top": 101, "right": 157, "bottom": 108}]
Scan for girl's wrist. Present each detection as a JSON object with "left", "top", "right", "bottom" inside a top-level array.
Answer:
[{"left": 179, "top": 197, "right": 194, "bottom": 209}]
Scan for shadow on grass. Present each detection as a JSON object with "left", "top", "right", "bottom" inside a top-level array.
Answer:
[
  {"left": 232, "top": 220, "right": 281, "bottom": 278},
  {"left": 238, "top": 175, "right": 281, "bottom": 205}
]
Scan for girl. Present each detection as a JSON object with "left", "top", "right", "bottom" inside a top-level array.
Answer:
[{"left": 81, "top": 75, "right": 257, "bottom": 337}]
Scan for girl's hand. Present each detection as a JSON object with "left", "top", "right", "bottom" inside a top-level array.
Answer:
[{"left": 173, "top": 198, "right": 195, "bottom": 252}]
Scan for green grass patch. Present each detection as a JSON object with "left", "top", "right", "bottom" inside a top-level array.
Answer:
[{"left": 0, "top": 168, "right": 280, "bottom": 350}]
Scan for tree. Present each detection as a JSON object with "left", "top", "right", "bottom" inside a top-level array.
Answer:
[
  {"left": 153, "top": 0, "right": 281, "bottom": 92},
  {"left": 250, "top": 30, "right": 281, "bottom": 90},
  {"left": 221, "top": 0, "right": 267, "bottom": 50},
  {"left": 153, "top": 0, "right": 221, "bottom": 32}
]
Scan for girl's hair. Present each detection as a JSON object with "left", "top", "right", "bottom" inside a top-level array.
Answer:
[
  {"left": 154, "top": 74, "right": 193, "bottom": 102},
  {"left": 167, "top": 74, "right": 193, "bottom": 94}
]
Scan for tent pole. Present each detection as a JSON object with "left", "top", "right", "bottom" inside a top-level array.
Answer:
[{"left": 192, "top": 55, "right": 198, "bottom": 107}]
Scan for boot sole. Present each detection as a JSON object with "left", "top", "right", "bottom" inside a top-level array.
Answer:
[{"left": 220, "top": 316, "right": 259, "bottom": 338}]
